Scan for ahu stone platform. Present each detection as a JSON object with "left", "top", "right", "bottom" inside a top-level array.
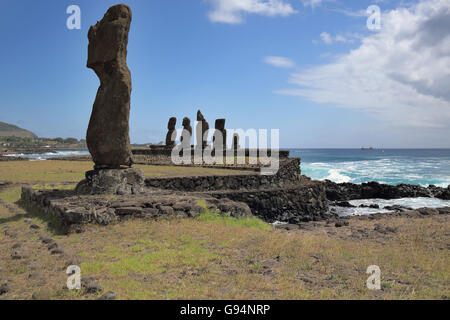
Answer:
[
  {"left": 20, "top": 157, "right": 333, "bottom": 232},
  {"left": 21, "top": 187, "right": 252, "bottom": 234}
]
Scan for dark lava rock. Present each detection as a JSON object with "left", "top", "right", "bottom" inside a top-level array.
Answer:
[
  {"left": 98, "top": 291, "right": 117, "bottom": 300},
  {"left": 115, "top": 206, "right": 144, "bottom": 216},
  {"left": 86, "top": 4, "right": 133, "bottom": 168},
  {"left": 81, "top": 277, "right": 97, "bottom": 287},
  {"left": 359, "top": 204, "right": 380, "bottom": 209},
  {"left": 50, "top": 248, "right": 65, "bottom": 255},
  {"left": 47, "top": 242, "right": 58, "bottom": 250},
  {"left": 323, "top": 180, "right": 434, "bottom": 201},
  {"left": 374, "top": 224, "right": 397, "bottom": 234},
  {"left": 11, "top": 250, "right": 25, "bottom": 260},
  {"left": 159, "top": 206, "right": 174, "bottom": 215},
  {"left": 39, "top": 236, "right": 54, "bottom": 244},
  {"left": 0, "top": 283, "right": 10, "bottom": 295},
  {"left": 437, "top": 207, "right": 450, "bottom": 215},
  {"left": 334, "top": 201, "right": 355, "bottom": 208},
  {"left": 417, "top": 208, "right": 439, "bottom": 216},
  {"left": 11, "top": 243, "right": 21, "bottom": 249},
  {"left": 384, "top": 205, "right": 413, "bottom": 212},
  {"left": 335, "top": 221, "right": 350, "bottom": 228},
  {"left": 85, "top": 283, "right": 104, "bottom": 294},
  {"left": 76, "top": 168, "right": 145, "bottom": 195}
]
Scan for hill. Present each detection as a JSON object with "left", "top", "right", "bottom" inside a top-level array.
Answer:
[{"left": 0, "top": 121, "right": 36, "bottom": 138}]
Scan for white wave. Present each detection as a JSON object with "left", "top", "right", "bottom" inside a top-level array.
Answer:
[
  {"left": 433, "top": 182, "right": 450, "bottom": 188},
  {"left": 303, "top": 157, "right": 450, "bottom": 187},
  {"left": 324, "top": 169, "right": 352, "bottom": 183},
  {"left": 335, "top": 197, "right": 450, "bottom": 217},
  {"left": 4, "top": 150, "right": 89, "bottom": 160}
]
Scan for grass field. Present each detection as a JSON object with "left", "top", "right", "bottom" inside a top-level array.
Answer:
[
  {"left": 0, "top": 160, "right": 252, "bottom": 184},
  {"left": 0, "top": 160, "right": 448, "bottom": 300}
]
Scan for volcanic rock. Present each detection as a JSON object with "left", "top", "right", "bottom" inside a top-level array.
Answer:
[
  {"left": 165, "top": 117, "right": 177, "bottom": 148},
  {"left": 86, "top": 4, "right": 133, "bottom": 169}
]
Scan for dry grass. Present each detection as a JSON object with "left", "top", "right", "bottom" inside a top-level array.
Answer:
[
  {"left": 0, "top": 160, "right": 251, "bottom": 184},
  {"left": 0, "top": 160, "right": 448, "bottom": 300}
]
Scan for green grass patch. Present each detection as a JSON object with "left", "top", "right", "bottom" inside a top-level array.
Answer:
[
  {"left": 32, "top": 183, "right": 76, "bottom": 190},
  {"left": 0, "top": 187, "right": 22, "bottom": 203},
  {"left": 82, "top": 237, "right": 217, "bottom": 278},
  {"left": 196, "top": 209, "right": 272, "bottom": 231}
]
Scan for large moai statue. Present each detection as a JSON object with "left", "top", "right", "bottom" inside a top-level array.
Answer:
[
  {"left": 196, "top": 110, "right": 209, "bottom": 149},
  {"left": 181, "top": 117, "right": 192, "bottom": 147},
  {"left": 76, "top": 4, "right": 144, "bottom": 195},
  {"left": 213, "top": 119, "right": 227, "bottom": 151},
  {"left": 165, "top": 117, "right": 177, "bottom": 147},
  {"left": 86, "top": 4, "right": 133, "bottom": 169}
]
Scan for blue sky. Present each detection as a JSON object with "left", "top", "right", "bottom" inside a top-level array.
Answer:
[{"left": 1, "top": 0, "right": 449, "bottom": 148}]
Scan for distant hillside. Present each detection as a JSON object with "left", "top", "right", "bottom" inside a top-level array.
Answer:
[{"left": 0, "top": 121, "right": 37, "bottom": 138}]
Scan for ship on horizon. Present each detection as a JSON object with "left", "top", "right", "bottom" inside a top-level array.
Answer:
[{"left": 361, "top": 147, "right": 374, "bottom": 150}]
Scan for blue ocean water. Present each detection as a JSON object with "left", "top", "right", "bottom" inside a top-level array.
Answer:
[{"left": 290, "top": 149, "right": 450, "bottom": 187}]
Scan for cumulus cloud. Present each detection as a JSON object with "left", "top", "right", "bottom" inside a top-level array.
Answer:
[
  {"left": 207, "top": 0, "right": 297, "bottom": 24},
  {"left": 264, "top": 56, "right": 296, "bottom": 68},
  {"left": 277, "top": 0, "right": 450, "bottom": 128},
  {"left": 301, "top": 0, "right": 334, "bottom": 9},
  {"left": 318, "top": 32, "right": 360, "bottom": 44}
]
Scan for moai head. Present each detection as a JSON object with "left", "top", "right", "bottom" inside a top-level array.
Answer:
[
  {"left": 215, "top": 119, "right": 226, "bottom": 130},
  {"left": 167, "top": 117, "right": 176, "bottom": 130},
  {"left": 87, "top": 5, "right": 132, "bottom": 71},
  {"left": 182, "top": 117, "right": 191, "bottom": 128},
  {"left": 197, "top": 110, "right": 205, "bottom": 122}
]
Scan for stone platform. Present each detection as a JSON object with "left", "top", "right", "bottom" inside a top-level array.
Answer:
[
  {"left": 20, "top": 157, "right": 332, "bottom": 232},
  {"left": 21, "top": 187, "right": 252, "bottom": 233}
]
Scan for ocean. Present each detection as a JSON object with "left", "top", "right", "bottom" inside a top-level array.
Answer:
[
  {"left": 290, "top": 149, "right": 450, "bottom": 215},
  {"left": 5, "top": 150, "right": 90, "bottom": 160},
  {"left": 5, "top": 148, "right": 450, "bottom": 216},
  {"left": 8, "top": 148, "right": 450, "bottom": 188},
  {"left": 291, "top": 149, "right": 450, "bottom": 188}
]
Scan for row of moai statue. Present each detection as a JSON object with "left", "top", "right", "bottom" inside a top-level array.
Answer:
[{"left": 165, "top": 110, "right": 240, "bottom": 150}]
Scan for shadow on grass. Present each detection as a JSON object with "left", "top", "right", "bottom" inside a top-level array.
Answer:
[
  {"left": 17, "top": 199, "right": 71, "bottom": 235},
  {"left": 0, "top": 209, "right": 32, "bottom": 225}
]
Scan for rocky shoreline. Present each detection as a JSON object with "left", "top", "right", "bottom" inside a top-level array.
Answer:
[{"left": 321, "top": 179, "right": 450, "bottom": 201}]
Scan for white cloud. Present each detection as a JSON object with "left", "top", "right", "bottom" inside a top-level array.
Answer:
[
  {"left": 320, "top": 32, "right": 333, "bottom": 44},
  {"left": 207, "top": 0, "right": 297, "bottom": 24},
  {"left": 332, "top": 8, "right": 369, "bottom": 18},
  {"left": 277, "top": 0, "right": 450, "bottom": 128},
  {"left": 301, "top": 0, "right": 334, "bottom": 9},
  {"left": 264, "top": 56, "right": 296, "bottom": 68},
  {"left": 319, "top": 32, "right": 359, "bottom": 44}
]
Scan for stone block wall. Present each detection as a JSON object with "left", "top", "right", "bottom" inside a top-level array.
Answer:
[
  {"left": 145, "top": 158, "right": 301, "bottom": 192},
  {"left": 209, "top": 183, "right": 330, "bottom": 223}
]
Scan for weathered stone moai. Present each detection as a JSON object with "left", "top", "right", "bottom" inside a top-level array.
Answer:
[
  {"left": 232, "top": 133, "right": 240, "bottom": 150},
  {"left": 196, "top": 110, "right": 209, "bottom": 149},
  {"left": 213, "top": 119, "right": 227, "bottom": 151},
  {"left": 76, "top": 4, "right": 144, "bottom": 195},
  {"left": 86, "top": 4, "right": 133, "bottom": 169},
  {"left": 181, "top": 117, "right": 192, "bottom": 147},
  {"left": 165, "top": 117, "right": 177, "bottom": 147}
]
